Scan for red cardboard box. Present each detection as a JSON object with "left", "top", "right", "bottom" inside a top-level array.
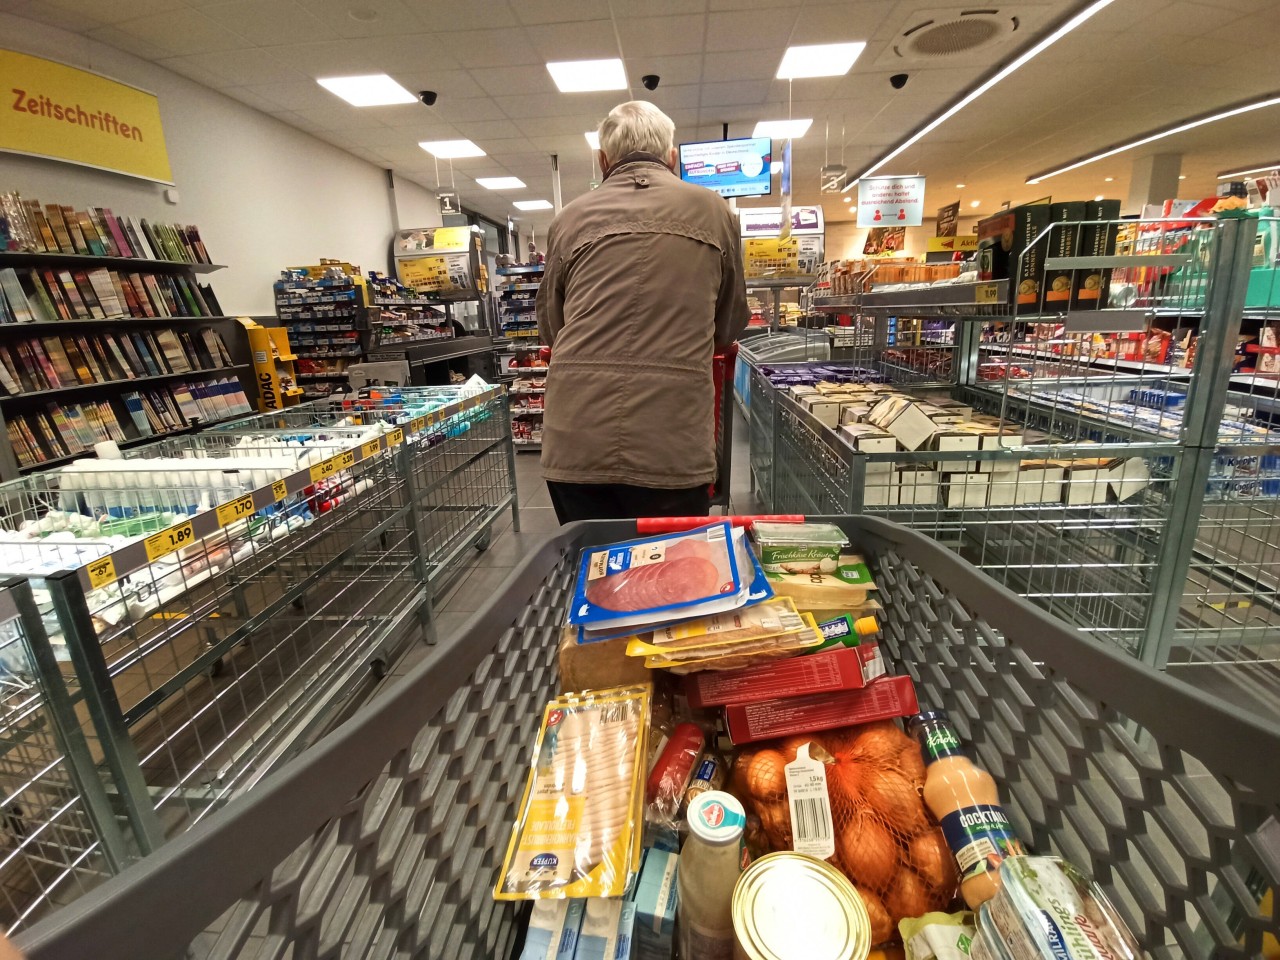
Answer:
[
  {"left": 723, "top": 674, "right": 919, "bottom": 745},
  {"left": 687, "top": 644, "right": 884, "bottom": 709}
]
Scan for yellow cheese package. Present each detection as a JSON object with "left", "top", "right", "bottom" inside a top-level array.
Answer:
[
  {"left": 764, "top": 554, "right": 878, "bottom": 612},
  {"left": 494, "top": 685, "right": 650, "bottom": 900}
]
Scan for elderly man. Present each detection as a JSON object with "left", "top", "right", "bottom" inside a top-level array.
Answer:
[{"left": 535, "top": 100, "right": 749, "bottom": 523}]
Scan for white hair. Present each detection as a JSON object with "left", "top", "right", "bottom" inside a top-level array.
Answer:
[{"left": 597, "top": 101, "right": 676, "bottom": 165}]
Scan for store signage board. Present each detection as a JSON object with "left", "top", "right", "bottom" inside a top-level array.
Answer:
[
  {"left": 740, "top": 206, "right": 824, "bottom": 238},
  {"left": 437, "top": 191, "right": 460, "bottom": 215},
  {"left": 936, "top": 201, "right": 959, "bottom": 237},
  {"left": 0, "top": 48, "right": 173, "bottom": 183},
  {"left": 927, "top": 235, "right": 978, "bottom": 253},
  {"left": 857, "top": 175, "right": 926, "bottom": 227},
  {"left": 820, "top": 164, "right": 848, "bottom": 194},
  {"left": 779, "top": 139, "right": 793, "bottom": 241},
  {"left": 744, "top": 235, "right": 823, "bottom": 279},
  {"left": 395, "top": 226, "right": 472, "bottom": 255}
]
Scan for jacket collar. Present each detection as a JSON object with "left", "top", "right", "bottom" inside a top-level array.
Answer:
[{"left": 603, "top": 152, "right": 673, "bottom": 181}]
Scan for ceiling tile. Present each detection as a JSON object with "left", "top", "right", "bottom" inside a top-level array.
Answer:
[
  {"left": 626, "top": 0, "right": 709, "bottom": 12},
  {"left": 79, "top": 22, "right": 169, "bottom": 58},
  {"left": 452, "top": 118, "right": 525, "bottom": 140},
  {"left": 623, "top": 53, "right": 703, "bottom": 87},
  {"left": 430, "top": 96, "right": 511, "bottom": 122},
  {"left": 790, "top": 0, "right": 893, "bottom": 44},
  {"left": 513, "top": 115, "right": 599, "bottom": 137},
  {"left": 706, "top": 8, "right": 801, "bottom": 50},
  {"left": 496, "top": 91, "right": 620, "bottom": 120},
  {"left": 469, "top": 64, "right": 559, "bottom": 97},
  {"left": 701, "top": 50, "right": 774, "bottom": 83},
  {"left": 389, "top": 68, "right": 487, "bottom": 100},
  {"left": 220, "top": 86, "right": 291, "bottom": 112},
  {"left": 244, "top": 79, "right": 345, "bottom": 110},
  {"left": 616, "top": 15, "right": 707, "bottom": 57},
  {"left": 513, "top": 0, "right": 612, "bottom": 24},
  {"left": 699, "top": 79, "right": 771, "bottom": 107},
  {"left": 447, "top": 27, "right": 541, "bottom": 67},
  {"left": 158, "top": 55, "right": 234, "bottom": 89},
  {"left": 104, "top": 9, "right": 255, "bottom": 55},
  {"left": 43, "top": 0, "right": 186, "bottom": 25},
  {"left": 524, "top": 19, "right": 620, "bottom": 61},
  {"left": 199, "top": 0, "right": 338, "bottom": 44},
  {"left": 167, "top": 47, "right": 310, "bottom": 85},
  {"left": 400, "top": 0, "right": 520, "bottom": 29},
  {"left": 291, "top": 0, "right": 430, "bottom": 37},
  {"left": 346, "top": 33, "right": 461, "bottom": 70},
  {"left": 645, "top": 84, "right": 702, "bottom": 109}
]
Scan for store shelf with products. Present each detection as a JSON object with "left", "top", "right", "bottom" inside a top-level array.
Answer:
[{"left": 272, "top": 265, "right": 373, "bottom": 400}]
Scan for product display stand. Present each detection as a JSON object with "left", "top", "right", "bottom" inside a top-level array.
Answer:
[
  {"left": 494, "top": 261, "right": 545, "bottom": 449},
  {"left": 272, "top": 263, "right": 371, "bottom": 401}
]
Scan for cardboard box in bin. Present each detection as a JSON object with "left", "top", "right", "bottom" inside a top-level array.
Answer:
[
  {"left": 977, "top": 202, "right": 1051, "bottom": 312},
  {"left": 1071, "top": 199, "right": 1122, "bottom": 310}
]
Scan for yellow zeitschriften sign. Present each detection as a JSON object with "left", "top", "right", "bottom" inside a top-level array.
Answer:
[{"left": 0, "top": 49, "right": 173, "bottom": 183}]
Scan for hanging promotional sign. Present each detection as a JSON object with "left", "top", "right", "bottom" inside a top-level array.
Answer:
[
  {"left": 863, "top": 226, "right": 906, "bottom": 256},
  {"left": 927, "top": 235, "right": 979, "bottom": 253},
  {"left": 744, "top": 235, "right": 824, "bottom": 279},
  {"left": 857, "top": 175, "right": 926, "bottom": 227},
  {"left": 936, "top": 201, "right": 960, "bottom": 237},
  {"left": 739, "top": 206, "right": 825, "bottom": 238},
  {"left": 437, "top": 191, "right": 460, "bottom": 215},
  {"left": 820, "top": 164, "right": 848, "bottom": 194},
  {"left": 0, "top": 48, "right": 172, "bottom": 183},
  {"left": 779, "top": 140, "right": 793, "bottom": 240}
]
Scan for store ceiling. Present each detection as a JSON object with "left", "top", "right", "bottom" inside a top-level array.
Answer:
[{"left": 4, "top": 0, "right": 1279, "bottom": 234}]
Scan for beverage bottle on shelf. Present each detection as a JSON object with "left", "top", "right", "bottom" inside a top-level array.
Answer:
[
  {"left": 676, "top": 790, "right": 747, "bottom": 960},
  {"left": 908, "top": 710, "right": 1025, "bottom": 909}
]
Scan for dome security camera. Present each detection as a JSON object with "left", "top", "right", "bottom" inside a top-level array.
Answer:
[
  {"left": 419, "top": 90, "right": 438, "bottom": 106},
  {"left": 641, "top": 75, "right": 660, "bottom": 91},
  {"left": 890, "top": 74, "right": 909, "bottom": 90}
]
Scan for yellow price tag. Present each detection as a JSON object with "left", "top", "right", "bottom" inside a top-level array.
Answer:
[
  {"left": 974, "top": 283, "right": 1000, "bottom": 304},
  {"left": 337, "top": 450, "right": 356, "bottom": 470},
  {"left": 144, "top": 520, "right": 196, "bottom": 562},
  {"left": 410, "top": 416, "right": 427, "bottom": 434},
  {"left": 86, "top": 554, "right": 117, "bottom": 589},
  {"left": 387, "top": 428, "right": 404, "bottom": 446},
  {"left": 216, "top": 494, "right": 256, "bottom": 528},
  {"left": 362, "top": 438, "right": 382, "bottom": 459},
  {"left": 310, "top": 458, "right": 337, "bottom": 483},
  {"left": 271, "top": 479, "right": 288, "bottom": 501}
]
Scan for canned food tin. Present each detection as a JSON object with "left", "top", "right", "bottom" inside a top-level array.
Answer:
[{"left": 732, "top": 852, "right": 871, "bottom": 960}]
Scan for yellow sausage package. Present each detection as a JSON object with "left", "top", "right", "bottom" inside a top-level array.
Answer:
[{"left": 494, "top": 685, "right": 650, "bottom": 900}]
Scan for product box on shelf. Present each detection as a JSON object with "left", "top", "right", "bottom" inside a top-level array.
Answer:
[
  {"left": 1070, "top": 199, "right": 1122, "bottom": 310},
  {"left": 897, "top": 466, "right": 940, "bottom": 505},
  {"left": 722, "top": 674, "right": 918, "bottom": 744},
  {"left": 870, "top": 398, "right": 945, "bottom": 451},
  {"left": 803, "top": 396, "right": 844, "bottom": 428},
  {"left": 1043, "top": 201, "right": 1087, "bottom": 311},
  {"left": 632, "top": 847, "right": 677, "bottom": 960},
  {"left": 840, "top": 423, "right": 896, "bottom": 454},
  {"left": 838, "top": 402, "right": 874, "bottom": 425},
  {"left": 943, "top": 471, "right": 991, "bottom": 508},
  {"left": 987, "top": 462, "right": 1066, "bottom": 506},
  {"left": 1060, "top": 457, "right": 1117, "bottom": 505},
  {"left": 977, "top": 203, "right": 1051, "bottom": 312},
  {"left": 686, "top": 643, "right": 882, "bottom": 709},
  {"left": 864, "top": 477, "right": 898, "bottom": 506},
  {"left": 1109, "top": 457, "right": 1151, "bottom": 500}
]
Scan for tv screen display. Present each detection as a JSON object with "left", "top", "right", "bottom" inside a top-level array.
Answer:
[{"left": 678, "top": 136, "right": 772, "bottom": 198}]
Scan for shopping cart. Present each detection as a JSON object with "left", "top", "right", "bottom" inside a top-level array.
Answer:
[
  {"left": 16, "top": 516, "right": 1279, "bottom": 960},
  {"left": 710, "top": 344, "right": 738, "bottom": 510}
]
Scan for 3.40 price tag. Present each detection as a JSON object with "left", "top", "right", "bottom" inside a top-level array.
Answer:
[
  {"left": 216, "top": 494, "right": 256, "bottom": 528},
  {"left": 144, "top": 520, "right": 195, "bottom": 562}
]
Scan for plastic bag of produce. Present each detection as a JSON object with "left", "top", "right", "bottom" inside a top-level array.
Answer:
[{"left": 731, "top": 720, "right": 958, "bottom": 945}]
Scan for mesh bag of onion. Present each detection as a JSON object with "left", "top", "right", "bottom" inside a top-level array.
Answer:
[{"left": 731, "top": 720, "right": 958, "bottom": 944}]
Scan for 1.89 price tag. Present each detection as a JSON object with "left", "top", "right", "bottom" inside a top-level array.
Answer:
[{"left": 144, "top": 520, "right": 195, "bottom": 562}]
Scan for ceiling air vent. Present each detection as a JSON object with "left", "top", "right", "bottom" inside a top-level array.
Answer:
[{"left": 889, "top": 8, "right": 1021, "bottom": 61}]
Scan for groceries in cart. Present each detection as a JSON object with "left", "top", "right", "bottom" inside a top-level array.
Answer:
[{"left": 500, "top": 520, "right": 1148, "bottom": 960}]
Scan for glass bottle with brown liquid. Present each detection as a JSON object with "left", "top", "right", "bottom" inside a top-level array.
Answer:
[{"left": 908, "top": 710, "right": 1025, "bottom": 908}]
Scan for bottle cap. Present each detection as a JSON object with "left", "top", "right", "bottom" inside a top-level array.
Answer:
[
  {"left": 854, "top": 615, "right": 878, "bottom": 637},
  {"left": 910, "top": 709, "right": 951, "bottom": 726},
  {"left": 687, "top": 790, "right": 746, "bottom": 846}
]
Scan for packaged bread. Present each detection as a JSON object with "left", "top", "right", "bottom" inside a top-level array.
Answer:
[
  {"left": 558, "top": 625, "right": 650, "bottom": 693},
  {"left": 624, "top": 599, "right": 806, "bottom": 655}
]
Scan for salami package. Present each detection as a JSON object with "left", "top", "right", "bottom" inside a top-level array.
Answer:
[{"left": 569, "top": 523, "right": 751, "bottom": 629}]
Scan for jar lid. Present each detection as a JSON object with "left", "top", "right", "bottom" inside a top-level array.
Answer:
[
  {"left": 732, "top": 852, "right": 871, "bottom": 960},
  {"left": 686, "top": 791, "right": 745, "bottom": 845}
]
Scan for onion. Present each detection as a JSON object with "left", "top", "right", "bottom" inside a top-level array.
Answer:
[
  {"left": 909, "top": 828, "right": 958, "bottom": 900},
  {"left": 859, "top": 765, "right": 931, "bottom": 839},
  {"left": 893, "top": 739, "right": 927, "bottom": 787},
  {"left": 851, "top": 721, "right": 913, "bottom": 766},
  {"left": 857, "top": 888, "right": 895, "bottom": 945},
  {"left": 837, "top": 808, "right": 899, "bottom": 891},
  {"left": 741, "top": 749, "right": 788, "bottom": 802},
  {"left": 884, "top": 868, "right": 934, "bottom": 924},
  {"left": 757, "top": 799, "right": 792, "bottom": 851},
  {"left": 826, "top": 758, "right": 869, "bottom": 813}
]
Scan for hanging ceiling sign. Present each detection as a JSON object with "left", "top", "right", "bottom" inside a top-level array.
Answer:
[
  {"left": 820, "top": 164, "right": 848, "bottom": 194},
  {"left": 437, "top": 191, "right": 460, "bottom": 216},
  {"left": 0, "top": 48, "right": 172, "bottom": 183},
  {"left": 936, "top": 201, "right": 960, "bottom": 237},
  {"left": 857, "top": 175, "right": 926, "bottom": 227},
  {"left": 779, "top": 139, "right": 793, "bottom": 241},
  {"left": 739, "top": 205, "right": 825, "bottom": 238}
]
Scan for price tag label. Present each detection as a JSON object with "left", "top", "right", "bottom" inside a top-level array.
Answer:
[
  {"left": 386, "top": 428, "right": 404, "bottom": 446},
  {"left": 974, "top": 283, "right": 1000, "bottom": 304},
  {"left": 425, "top": 412, "right": 436, "bottom": 426},
  {"left": 337, "top": 450, "right": 356, "bottom": 470},
  {"left": 410, "top": 416, "right": 427, "bottom": 434},
  {"left": 271, "top": 479, "right": 288, "bottom": 502},
  {"left": 311, "top": 457, "right": 338, "bottom": 483},
  {"left": 86, "top": 555, "right": 117, "bottom": 589},
  {"left": 784, "top": 744, "right": 835, "bottom": 860},
  {"left": 216, "top": 494, "right": 256, "bottom": 527},
  {"left": 362, "top": 438, "right": 382, "bottom": 459},
  {"left": 144, "top": 520, "right": 196, "bottom": 563}
]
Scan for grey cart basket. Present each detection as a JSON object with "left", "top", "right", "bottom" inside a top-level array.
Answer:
[{"left": 15, "top": 516, "right": 1280, "bottom": 960}]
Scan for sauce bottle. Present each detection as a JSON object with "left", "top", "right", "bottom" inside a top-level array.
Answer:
[
  {"left": 677, "top": 790, "right": 747, "bottom": 959},
  {"left": 908, "top": 710, "right": 1025, "bottom": 908}
]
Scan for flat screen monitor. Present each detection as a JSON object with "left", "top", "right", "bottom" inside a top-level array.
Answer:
[{"left": 678, "top": 136, "right": 772, "bottom": 198}]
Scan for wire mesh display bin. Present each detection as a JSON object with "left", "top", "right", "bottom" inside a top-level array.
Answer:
[{"left": 12, "top": 516, "right": 1279, "bottom": 960}]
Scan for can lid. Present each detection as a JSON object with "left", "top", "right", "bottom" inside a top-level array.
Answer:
[
  {"left": 687, "top": 791, "right": 746, "bottom": 845},
  {"left": 732, "top": 852, "right": 871, "bottom": 960}
]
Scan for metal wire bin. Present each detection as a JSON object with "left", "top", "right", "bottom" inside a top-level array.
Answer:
[
  {"left": 0, "top": 387, "right": 517, "bottom": 933},
  {"left": 12, "top": 516, "right": 1279, "bottom": 960}
]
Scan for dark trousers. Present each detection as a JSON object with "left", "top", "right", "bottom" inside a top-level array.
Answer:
[{"left": 546, "top": 481, "right": 711, "bottom": 524}]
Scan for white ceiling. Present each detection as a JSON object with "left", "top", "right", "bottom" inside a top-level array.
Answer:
[{"left": 5, "top": 0, "right": 1279, "bottom": 234}]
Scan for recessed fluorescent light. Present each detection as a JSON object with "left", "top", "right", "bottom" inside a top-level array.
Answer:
[
  {"left": 1026, "top": 93, "right": 1280, "bottom": 184},
  {"left": 316, "top": 74, "right": 416, "bottom": 107},
  {"left": 1217, "top": 163, "right": 1278, "bottom": 179},
  {"left": 842, "top": 196, "right": 852, "bottom": 203},
  {"left": 1179, "top": 174, "right": 1189, "bottom": 180},
  {"left": 776, "top": 42, "right": 866, "bottom": 79},
  {"left": 844, "top": 0, "right": 1117, "bottom": 191},
  {"left": 753, "top": 118, "right": 812, "bottom": 139},
  {"left": 476, "top": 177, "right": 526, "bottom": 190},
  {"left": 585, "top": 131, "right": 600, "bottom": 149},
  {"left": 1094, "top": 194, "right": 1104, "bottom": 201},
  {"left": 514, "top": 200, "right": 554, "bottom": 211},
  {"left": 547, "top": 59, "right": 626, "bottom": 93},
  {"left": 419, "top": 139, "right": 486, "bottom": 159},
  {"left": 970, "top": 200, "right": 981, "bottom": 208},
  {"left": 1103, "top": 176, "right": 1114, "bottom": 182},
  {"left": 956, "top": 183, "right": 966, "bottom": 189}
]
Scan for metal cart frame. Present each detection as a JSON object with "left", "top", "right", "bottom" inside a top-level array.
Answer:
[{"left": 15, "top": 516, "right": 1279, "bottom": 960}]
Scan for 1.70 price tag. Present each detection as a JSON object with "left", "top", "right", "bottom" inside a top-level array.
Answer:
[
  {"left": 216, "top": 494, "right": 256, "bottom": 528},
  {"left": 144, "top": 520, "right": 195, "bottom": 563}
]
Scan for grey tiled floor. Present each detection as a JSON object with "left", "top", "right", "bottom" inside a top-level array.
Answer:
[{"left": 383, "top": 409, "right": 757, "bottom": 679}]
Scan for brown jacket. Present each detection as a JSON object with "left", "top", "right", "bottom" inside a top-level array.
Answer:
[{"left": 536, "top": 155, "right": 749, "bottom": 489}]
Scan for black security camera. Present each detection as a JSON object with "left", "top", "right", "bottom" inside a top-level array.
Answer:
[
  {"left": 641, "top": 75, "right": 660, "bottom": 91},
  {"left": 890, "top": 73, "right": 908, "bottom": 90},
  {"left": 419, "top": 90, "right": 438, "bottom": 106}
]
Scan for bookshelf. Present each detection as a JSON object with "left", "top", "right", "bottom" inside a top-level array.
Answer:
[{"left": 0, "top": 193, "right": 256, "bottom": 478}]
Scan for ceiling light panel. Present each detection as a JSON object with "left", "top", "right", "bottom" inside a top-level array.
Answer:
[
  {"left": 514, "top": 200, "right": 554, "bottom": 210},
  {"left": 753, "top": 118, "right": 813, "bottom": 139},
  {"left": 476, "top": 177, "right": 526, "bottom": 190},
  {"left": 419, "top": 139, "right": 486, "bottom": 158},
  {"left": 317, "top": 74, "right": 416, "bottom": 107},
  {"left": 546, "top": 59, "right": 627, "bottom": 93},
  {"left": 1218, "top": 163, "right": 1280, "bottom": 179},
  {"left": 585, "top": 131, "right": 600, "bottom": 149},
  {"left": 776, "top": 42, "right": 866, "bottom": 79}
]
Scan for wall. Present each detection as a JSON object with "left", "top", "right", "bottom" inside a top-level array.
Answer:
[
  {"left": 825, "top": 217, "right": 981, "bottom": 261},
  {"left": 0, "top": 12, "right": 441, "bottom": 315}
]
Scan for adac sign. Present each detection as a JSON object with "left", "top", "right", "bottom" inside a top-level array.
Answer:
[{"left": 1, "top": 48, "right": 173, "bottom": 184}]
